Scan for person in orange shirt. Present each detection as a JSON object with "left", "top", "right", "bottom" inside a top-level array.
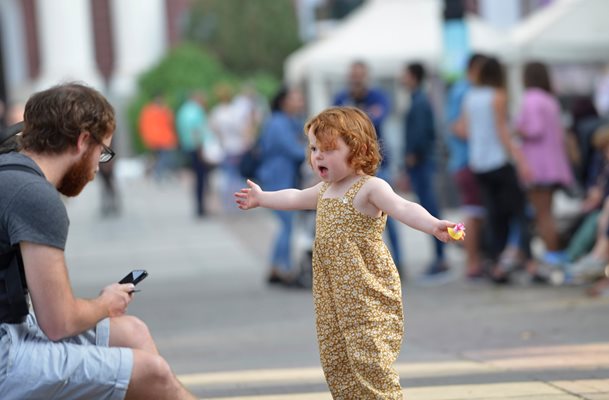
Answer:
[{"left": 139, "top": 95, "right": 178, "bottom": 181}]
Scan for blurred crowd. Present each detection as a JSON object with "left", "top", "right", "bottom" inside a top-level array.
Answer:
[{"left": 109, "top": 56, "right": 609, "bottom": 297}]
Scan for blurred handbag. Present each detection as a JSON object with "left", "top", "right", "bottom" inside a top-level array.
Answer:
[
  {"left": 201, "top": 130, "right": 225, "bottom": 166},
  {"left": 239, "top": 137, "right": 262, "bottom": 179}
]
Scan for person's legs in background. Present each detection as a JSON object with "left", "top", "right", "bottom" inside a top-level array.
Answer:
[
  {"left": 99, "top": 159, "right": 120, "bottom": 217},
  {"left": 475, "top": 168, "right": 512, "bottom": 269},
  {"left": 268, "top": 210, "right": 295, "bottom": 284},
  {"left": 454, "top": 167, "right": 486, "bottom": 278},
  {"left": 220, "top": 155, "right": 245, "bottom": 213},
  {"left": 190, "top": 150, "right": 208, "bottom": 217},
  {"left": 376, "top": 166, "right": 404, "bottom": 276},
  {"left": 478, "top": 165, "right": 531, "bottom": 282},
  {"left": 407, "top": 159, "right": 447, "bottom": 275},
  {"left": 152, "top": 149, "right": 174, "bottom": 182},
  {"left": 528, "top": 186, "right": 567, "bottom": 265},
  {"left": 564, "top": 196, "right": 609, "bottom": 284}
]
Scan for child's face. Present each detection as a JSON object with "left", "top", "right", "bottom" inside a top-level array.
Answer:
[{"left": 307, "top": 128, "right": 353, "bottom": 183}]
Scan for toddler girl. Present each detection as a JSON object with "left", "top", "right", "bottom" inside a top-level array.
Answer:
[{"left": 235, "top": 106, "right": 462, "bottom": 399}]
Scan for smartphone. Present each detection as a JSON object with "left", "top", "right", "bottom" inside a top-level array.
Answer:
[{"left": 119, "top": 269, "right": 148, "bottom": 285}]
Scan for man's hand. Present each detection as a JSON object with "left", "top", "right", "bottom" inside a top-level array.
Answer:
[
  {"left": 234, "top": 179, "right": 263, "bottom": 210},
  {"left": 99, "top": 283, "right": 134, "bottom": 318}
]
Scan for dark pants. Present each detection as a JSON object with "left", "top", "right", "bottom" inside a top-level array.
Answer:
[
  {"left": 377, "top": 166, "right": 402, "bottom": 267},
  {"left": 407, "top": 159, "right": 444, "bottom": 260},
  {"left": 190, "top": 150, "right": 209, "bottom": 216},
  {"left": 475, "top": 164, "right": 530, "bottom": 260}
]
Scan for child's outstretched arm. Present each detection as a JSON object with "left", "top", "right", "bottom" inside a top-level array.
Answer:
[
  {"left": 235, "top": 179, "right": 322, "bottom": 211},
  {"left": 366, "top": 177, "right": 463, "bottom": 243}
]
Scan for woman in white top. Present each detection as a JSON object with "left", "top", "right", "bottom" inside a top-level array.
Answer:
[{"left": 458, "top": 57, "right": 531, "bottom": 282}]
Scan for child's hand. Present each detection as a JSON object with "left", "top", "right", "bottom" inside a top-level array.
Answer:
[
  {"left": 447, "top": 223, "right": 466, "bottom": 240},
  {"left": 433, "top": 220, "right": 466, "bottom": 242},
  {"left": 234, "top": 179, "right": 262, "bottom": 210}
]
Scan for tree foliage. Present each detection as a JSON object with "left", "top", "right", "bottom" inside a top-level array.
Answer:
[
  {"left": 185, "top": 0, "right": 302, "bottom": 78},
  {"left": 126, "top": 43, "right": 280, "bottom": 154}
]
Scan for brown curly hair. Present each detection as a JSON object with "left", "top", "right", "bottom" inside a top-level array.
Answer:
[
  {"left": 304, "top": 106, "right": 381, "bottom": 175},
  {"left": 20, "top": 83, "right": 115, "bottom": 154}
]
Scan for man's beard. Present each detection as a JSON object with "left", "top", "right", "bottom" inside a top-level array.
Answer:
[{"left": 58, "top": 148, "right": 95, "bottom": 197}]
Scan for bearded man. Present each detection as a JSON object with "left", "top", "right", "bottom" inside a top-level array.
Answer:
[{"left": 0, "top": 83, "right": 196, "bottom": 400}]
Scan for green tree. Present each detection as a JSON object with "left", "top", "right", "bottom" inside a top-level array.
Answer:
[
  {"left": 185, "top": 0, "right": 302, "bottom": 78},
  {"left": 126, "top": 43, "right": 280, "bottom": 154},
  {"left": 127, "top": 43, "right": 234, "bottom": 153}
]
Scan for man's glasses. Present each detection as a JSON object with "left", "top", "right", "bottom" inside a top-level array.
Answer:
[
  {"left": 99, "top": 142, "right": 115, "bottom": 163},
  {"left": 91, "top": 135, "right": 115, "bottom": 163}
]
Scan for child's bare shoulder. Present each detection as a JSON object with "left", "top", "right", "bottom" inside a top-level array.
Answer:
[
  {"left": 363, "top": 175, "right": 390, "bottom": 189},
  {"left": 358, "top": 175, "right": 389, "bottom": 195}
]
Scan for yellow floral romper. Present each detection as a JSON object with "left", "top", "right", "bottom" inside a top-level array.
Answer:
[{"left": 313, "top": 175, "right": 404, "bottom": 399}]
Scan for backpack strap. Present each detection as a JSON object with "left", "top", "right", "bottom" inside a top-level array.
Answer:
[
  {"left": 0, "top": 163, "right": 44, "bottom": 177},
  {"left": 0, "top": 121, "right": 24, "bottom": 145},
  {"left": 0, "top": 161, "right": 38, "bottom": 324},
  {"left": 0, "top": 247, "right": 29, "bottom": 323}
]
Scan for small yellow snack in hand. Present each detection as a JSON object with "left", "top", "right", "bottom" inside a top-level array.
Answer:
[{"left": 448, "top": 223, "right": 465, "bottom": 240}]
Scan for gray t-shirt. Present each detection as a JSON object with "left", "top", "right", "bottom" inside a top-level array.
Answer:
[{"left": 0, "top": 152, "right": 69, "bottom": 254}]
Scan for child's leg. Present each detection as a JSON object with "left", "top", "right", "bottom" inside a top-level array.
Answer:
[
  {"left": 314, "top": 249, "right": 404, "bottom": 399},
  {"left": 313, "top": 257, "right": 358, "bottom": 395}
]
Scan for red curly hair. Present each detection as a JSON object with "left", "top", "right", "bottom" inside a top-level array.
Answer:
[{"left": 304, "top": 106, "right": 381, "bottom": 175}]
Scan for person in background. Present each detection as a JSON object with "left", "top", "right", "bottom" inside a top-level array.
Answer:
[
  {"left": 567, "top": 96, "right": 603, "bottom": 190},
  {"left": 402, "top": 62, "right": 448, "bottom": 279},
  {"left": 256, "top": 86, "right": 306, "bottom": 285},
  {"left": 138, "top": 94, "right": 178, "bottom": 182},
  {"left": 446, "top": 53, "right": 487, "bottom": 279},
  {"left": 458, "top": 57, "right": 532, "bottom": 283},
  {"left": 514, "top": 61, "right": 574, "bottom": 267},
  {"left": 561, "top": 123, "right": 609, "bottom": 287},
  {"left": 176, "top": 91, "right": 212, "bottom": 218},
  {"left": 334, "top": 61, "right": 404, "bottom": 276},
  {"left": 210, "top": 83, "right": 248, "bottom": 213},
  {"left": 594, "top": 63, "right": 609, "bottom": 118},
  {"left": 99, "top": 135, "right": 120, "bottom": 217}
]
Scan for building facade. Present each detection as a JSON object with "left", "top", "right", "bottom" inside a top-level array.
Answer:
[{"left": 0, "top": 0, "right": 190, "bottom": 108}]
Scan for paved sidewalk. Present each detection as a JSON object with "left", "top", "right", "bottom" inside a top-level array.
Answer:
[
  {"left": 65, "top": 168, "right": 609, "bottom": 400},
  {"left": 179, "top": 343, "right": 609, "bottom": 399}
]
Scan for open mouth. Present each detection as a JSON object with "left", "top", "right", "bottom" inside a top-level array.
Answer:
[{"left": 318, "top": 166, "right": 328, "bottom": 177}]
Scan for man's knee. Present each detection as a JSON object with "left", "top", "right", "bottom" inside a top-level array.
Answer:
[
  {"left": 128, "top": 352, "right": 180, "bottom": 398},
  {"left": 143, "top": 354, "right": 174, "bottom": 385},
  {"left": 110, "top": 315, "right": 155, "bottom": 350},
  {"left": 125, "top": 315, "right": 152, "bottom": 339}
]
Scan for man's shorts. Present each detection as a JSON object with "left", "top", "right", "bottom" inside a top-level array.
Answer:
[{"left": 0, "top": 314, "right": 133, "bottom": 400}]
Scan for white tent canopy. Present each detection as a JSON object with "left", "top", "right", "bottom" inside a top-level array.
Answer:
[
  {"left": 284, "top": 0, "right": 506, "bottom": 113},
  {"left": 505, "top": 0, "right": 609, "bottom": 63}
]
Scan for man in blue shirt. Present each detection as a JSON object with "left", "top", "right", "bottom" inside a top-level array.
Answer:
[
  {"left": 334, "top": 61, "right": 404, "bottom": 275},
  {"left": 402, "top": 62, "right": 448, "bottom": 277}
]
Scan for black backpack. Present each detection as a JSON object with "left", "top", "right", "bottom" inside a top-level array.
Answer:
[
  {"left": 0, "top": 122, "right": 33, "bottom": 323},
  {"left": 0, "top": 163, "right": 40, "bottom": 324}
]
